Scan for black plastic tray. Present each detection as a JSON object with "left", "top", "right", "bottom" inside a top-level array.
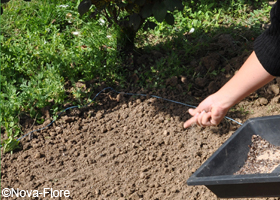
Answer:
[{"left": 187, "top": 115, "right": 280, "bottom": 198}]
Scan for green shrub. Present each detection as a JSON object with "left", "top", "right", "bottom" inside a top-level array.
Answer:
[{"left": 77, "top": 0, "right": 184, "bottom": 51}]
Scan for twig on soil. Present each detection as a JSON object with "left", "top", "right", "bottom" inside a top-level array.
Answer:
[{"left": 28, "top": 113, "right": 38, "bottom": 141}]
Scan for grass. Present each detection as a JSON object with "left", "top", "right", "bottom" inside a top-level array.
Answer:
[{"left": 0, "top": 0, "right": 274, "bottom": 152}]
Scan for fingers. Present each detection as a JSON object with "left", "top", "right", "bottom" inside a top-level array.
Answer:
[
  {"left": 184, "top": 110, "right": 213, "bottom": 128},
  {"left": 197, "top": 110, "right": 212, "bottom": 126},
  {"left": 184, "top": 112, "right": 199, "bottom": 128}
]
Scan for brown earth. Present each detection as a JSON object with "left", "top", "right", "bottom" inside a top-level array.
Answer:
[
  {"left": 2, "top": 84, "right": 280, "bottom": 200},
  {"left": 2, "top": 34, "right": 280, "bottom": 200}
]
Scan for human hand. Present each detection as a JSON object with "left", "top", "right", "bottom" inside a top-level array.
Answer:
[
  {"left": 183, "top": 94, "right": 230, "bottom": 128},
  {"left": 184, "top": 52, "right": 275, "bottom": 128}
]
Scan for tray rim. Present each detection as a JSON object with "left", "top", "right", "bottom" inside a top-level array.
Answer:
[{"left": 187, "top": 115, "right": 280, "bottom": 186}]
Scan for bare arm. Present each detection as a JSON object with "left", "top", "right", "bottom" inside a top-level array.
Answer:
[{"left": 184, "top": 51, "right": 275, "bottom": 128}]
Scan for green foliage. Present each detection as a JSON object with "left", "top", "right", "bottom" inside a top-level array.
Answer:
[
  {"left": 1, "top": 0, "right": 31, "bottom": 15},
  {"left": 3, "top": 137, "right": 20, "bottom": 154},
  {"left": 1, "top": 0, "right": 122, "bottom": 152},
  {"left": 77, "top": 0, "right": 184, "bottom": 49}
]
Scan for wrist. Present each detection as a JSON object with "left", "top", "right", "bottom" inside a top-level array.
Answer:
[{"left": 211, "top": 90, "right": 236, "bottom": 111}]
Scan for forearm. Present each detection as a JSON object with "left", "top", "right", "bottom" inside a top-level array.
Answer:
[{"left": 216, "top": 51, "right": 275, "bottom": 109}]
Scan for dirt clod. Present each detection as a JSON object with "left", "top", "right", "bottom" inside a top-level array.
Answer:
[
  {"left": 268, "top": 84, "right": 279, "bottom": 95},
  {"left": 256, "top": 97, "right": 269, "bottom": 106},
  {"left": 166, "top": 76, "right": 178, "bottom": 87},
  {"left": 201, "top": 53, "right": 220, "bottom": 71},
  {"left": 163, "top": 130, "right": 169, "bottom": 136},
  {"left": 195, "top": 77, "right": 208, "bottom": 88},
  {"left": 34, "top": 152, "right": 43, "bottom": 159}
]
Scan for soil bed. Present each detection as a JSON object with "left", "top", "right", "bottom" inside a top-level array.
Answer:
[
  {"left": 2, "top": 42, "right": 280, "bottom": 199},
  {"left": 2, "top": 87, "right": 280, "bottom": 200}
]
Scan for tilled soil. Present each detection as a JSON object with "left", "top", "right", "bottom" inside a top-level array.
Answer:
[
  {"left": 2, "top": 87, "right": 280, "bottom": 200},
  {"left": 2, "top": 47, "right": 280, "bottom": 199}
]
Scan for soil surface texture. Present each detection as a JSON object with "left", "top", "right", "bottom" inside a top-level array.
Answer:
[
  {"left": 2, "top": 36, "right": 280, "bottom": 199},
  {"left": 2, "top": 85, "right": 280, "bottom": 200}
]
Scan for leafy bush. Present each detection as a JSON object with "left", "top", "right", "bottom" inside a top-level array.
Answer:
[
  {"left": 78, "top": 0, "right": 184, "bottom": 51},
  {"left": 1, "top": 0, "right": 31, "bottom": 15}
]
